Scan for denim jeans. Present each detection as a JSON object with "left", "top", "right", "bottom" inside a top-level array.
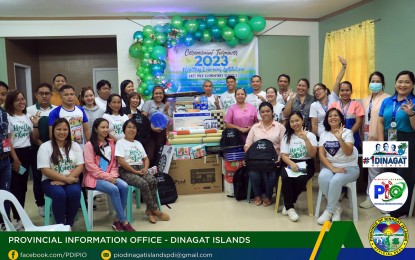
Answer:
[
  {"left": 42, "top": 179, "right": 81, "bottom": 226},
  {"left": 248, "top": 169, "right": 277, "bottom": 199},
  {"left": 0, "top": 157, "right": 11, "bottom": 224},
  {"left": 95, "top": 178, "right": 128, "bottom": 223}
]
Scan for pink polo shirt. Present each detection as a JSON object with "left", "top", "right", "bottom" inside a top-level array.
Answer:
[
  {"left": 244, "top": 121, "right": 286, "bottom": 154},
  {"left": 225, "top": 103, "right": 258, "bottom": 129}
]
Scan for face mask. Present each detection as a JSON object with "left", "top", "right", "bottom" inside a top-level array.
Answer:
[{"left": 369, "top": 83, "right": 382, "bottom": 93}]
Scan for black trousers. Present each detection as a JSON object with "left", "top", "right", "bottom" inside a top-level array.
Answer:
[
  {"left": 281, "top": 158, "right": 315, "bottom": 210},
  {"left": 10, "top": 147, "right": 33, "bottom": 221}
]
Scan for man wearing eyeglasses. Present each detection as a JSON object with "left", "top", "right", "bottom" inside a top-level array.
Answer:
[{"left": 26, "top": 83, "right": 56, "bottom": 218}]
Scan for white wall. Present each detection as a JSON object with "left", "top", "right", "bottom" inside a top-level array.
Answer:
[{"left": 0, "top": 19, "right": 319, "bottom": 91}]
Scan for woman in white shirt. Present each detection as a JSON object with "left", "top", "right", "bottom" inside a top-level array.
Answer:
[
  {"left": 37, "top": 118, "right": 84, "bottom": 227},
  {"left": 5, "top": 90, "right": 39, "bottom": 224},
  {"left": 116, "top": 119, "right": 170, "bottom": 224},
  {"left": 102, "top": 94, "right": 130, "bottom": 141},
  {"left": 317, "top": 108, "right": 359, "bottom": 224},
  {"left": 265, "top": 87, "right": 285, "bottom": 123},
  {"left": 280, "top": 111, "right": 317, "bottom": 222}
]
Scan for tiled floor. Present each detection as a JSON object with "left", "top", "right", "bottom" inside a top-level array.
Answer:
[{"left": 21, "top": 178, "right": 415, "bottom": 248}]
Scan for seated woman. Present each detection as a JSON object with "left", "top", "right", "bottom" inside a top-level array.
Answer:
[
  {"left": 115, "top": 119, "right": 170, "bottom": 224},
  {"left": 83, "top": 118, "right": 135, "bottom": 231},
  {"left": 280, "top": 112, "right": 317, "bottom": 222},
  {"left": 317, "top": 108, "right": 359, "bottom": 224},
  {"left": 244, "top": 102, "right": 286, "bottom": 206},
  {"left": 37, "top": 118, "right": 84, "bottom": 227},
  {"left": 225, "top": 88, "right": 258, "bottom": 141}
]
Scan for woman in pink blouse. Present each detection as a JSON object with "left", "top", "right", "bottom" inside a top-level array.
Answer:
[
  {"left": 244, "top": 102, "right": 286, "bottom": 206},
  {"left": 225, "top": 88, "right": 258, "bottom": 141}
]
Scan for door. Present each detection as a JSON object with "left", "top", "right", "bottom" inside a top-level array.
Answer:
[
  {"left": 92, "top": 68, "right": 118, "bottom": 94},
  {"left": 14, "top": 63, "right": 33, "bottom": 106}
]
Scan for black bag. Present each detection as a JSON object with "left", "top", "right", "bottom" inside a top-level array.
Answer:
[
  {"left": 154, "top": 172, "right": 178, "bottom": 206},
  {"left": 220, "top": 128, "right": 244, "bottom": 148},
  {"left": 233, "top": 166, "right": 253, "bottom": 201},
  {"left": 245, "top": 139, "right": 278, "bottom": 172},
  {"left": 132, "top": 113, "right": 152, "bottom": 145}
]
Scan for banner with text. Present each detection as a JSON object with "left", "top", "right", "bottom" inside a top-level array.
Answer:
[{"left": 166, "top": 38, "right": 258, "bottom": 94}]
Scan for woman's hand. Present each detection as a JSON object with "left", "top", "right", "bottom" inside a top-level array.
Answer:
[
  {"left": 401, "top": 99, "right": 414, "bottom": 116},
  {"left": 287, "top": 89, "right": 297, "bottom": 100},
  {"left": 30, "top": 111, "right": 41, "bottom": 127},
  {"left": 239, "top": 127, "right": 249, "bottom": 133},
  {"left": 51, "top": 181, "right": 66, "bottom": 186},
  {"left": 65, "top": 176, "right": 79, "bottom": 184},
  {"left": 108, "top": 177, "right": 117, "bottom": 184},
  {"left": 297, "top": 126, "right": 308, "bottom": 141},
  {"left": 257, "top": 95, "right": 266, "bottom": 102},
  {"left": 290, "top": 163, "right": 299, "bottom": 172},
  {"left": 153, "top": 127, "right": 163, "bottom": 133},
  {"left": 338, "top": 56, "right": 347, "bottom": 67},
  {"left": 333, "top": 124, "right": 345, "bottom": 141},
  {"left": 332, "top": 167, "right": 347, "bottom": 173},
  {"left": 12, "top": 160, "right": 21, "bottom": 173}
]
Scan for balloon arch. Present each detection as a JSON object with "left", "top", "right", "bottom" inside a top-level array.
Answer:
[{"left": 128, "top": 15, "right": 266, "bottom": 99}]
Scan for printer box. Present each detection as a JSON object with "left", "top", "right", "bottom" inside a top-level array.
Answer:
[{"left": 168, "top": 155, "right": 222, "bottom": 195}]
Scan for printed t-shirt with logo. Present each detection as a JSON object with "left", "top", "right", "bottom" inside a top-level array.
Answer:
[
  {"left": 37, "top": 141, "right": 84, "bottom": 181},
  {"left": 102, "top": 113, "right": 129, "bottom": 141},
  {"left": 280, "top": 131, "right": 317, "bottom": 159},
  {"left": 48, "top": 106, "right": 88, "bottom": 147},
  {"left": 318, "top": 128, "right": 358, "bottom": 168},
  {"left": 246, "top": 91, "right": 266, "bottom": 110},
  {"left": 115, "top": 138, "right": 147, "bottom": 166},
  {"left": 220, "top": 91, "right": 236, "bottom": 112},
  {"left": 7, "top": 114, "right": 33, "bottom": 148}
]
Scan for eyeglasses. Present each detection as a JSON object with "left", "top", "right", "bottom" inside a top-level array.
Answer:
[{"left": 38, "top": 92, "right": 51, "bottom": 96}]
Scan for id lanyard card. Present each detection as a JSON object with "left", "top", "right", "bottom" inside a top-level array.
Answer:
[{"left": 388, "top": 101, "right": 400, "bottom": 141}]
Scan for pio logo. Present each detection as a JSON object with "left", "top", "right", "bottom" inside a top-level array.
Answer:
[{"left": 369, "top": 172, "right": 408, "bottom": 212}]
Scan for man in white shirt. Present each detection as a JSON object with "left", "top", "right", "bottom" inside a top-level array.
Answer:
[
  {"left": 276, "top": 74, "right": 291, "bottom": 106},
  {"left": 195, "top": 80, "right": 221, "bottom": 111},
  {"left": 94, "top": 80, "right": 112, "bottom": 111},
  {"left": 246, "top": 75, "right": 266, "bottom": 110},
  {"left": 220, "top": 75, "right": 237, "bottom": 112},
  {"left": 48, "top": 85, "right": 90, "bottom": 147},
  {"left": 27, "top": 83, "right": 56, "bottom": 217}
]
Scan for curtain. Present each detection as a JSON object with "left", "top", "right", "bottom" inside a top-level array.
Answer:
[{"left": 322, "top": 20, "right": 375, "bottom": 99}]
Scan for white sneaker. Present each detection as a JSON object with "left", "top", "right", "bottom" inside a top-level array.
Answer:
[
  {"left": 38, "top": 206, "right": 45, "bottom": 217},
  {"left": 12, "top": 220, "right": 24, "bottom": 231},
  {"left": 287, "top": 208, "right": 299, "bottom": 222},
  {"left": 359, "top": 198, "right": 374, "bottom": 209},
  {"left": 282, "top": 206, "right": 288, "bottom": 216},
  {"left": 332, "top": 206, "right": 342, "bottom": 221},
  {"left": 317, "top": 210, "right": 332, "bottom": 225}
]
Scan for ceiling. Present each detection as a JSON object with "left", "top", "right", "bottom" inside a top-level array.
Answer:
[{"left": 0, "top": 0, "right": 369, "bottom": 20}]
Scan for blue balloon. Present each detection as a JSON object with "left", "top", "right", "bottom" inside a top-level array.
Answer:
[
  {"left": 163, "top": 23, "right": 172, "bottom": 34},
  {"left": 184, "top": 33, "right": 195, "bottom": 46},
  {"left": 154, "top": 24, "right": 165, "bottom": 33},
  {"left": 151, "top": 63, "right": 164, "bottom": 77},
  {"left": 205, "top": 15, "right": 217, "bottom": 28},
  {"left": 144, "top": 89, "right": 151, "bottom": 96},
  {"left": 197, "top": 19, "right": 207, "bottom": 31},
  {"left": 159, "top": 60, "right": 167, "bottom": 70},
  {"left": 194, "top": 30, "right": 203, "bottom": 40},
  {"left": 227, "top": 15, "right": 238, "bottom": 28},
  {"left": 210, "top": 25, "right": 222, "bottom": 39},
  {"left": 133, "top": 31, "right": 144, "bottom": 41}
]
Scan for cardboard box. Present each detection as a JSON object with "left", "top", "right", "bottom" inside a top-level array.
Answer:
[
  {"left": 173, "top": 112, "right": 212, "bottom": 131},
  {"left": 169, "top": 155, "right": 222, "bottom": 195},
  {"left": 157, "top": 145, "right": 174, "bottom": 174}
]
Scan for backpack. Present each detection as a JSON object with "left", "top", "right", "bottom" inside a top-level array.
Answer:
[
  {"left": 220, "top": 128, "right": 244, "bottom": 148},
  {"left": 245, "top": 139, "right": 278, "bottom": 172},
  {"left": 233, "top": 166, "right": 253, "bottom": 201},
  {"left": 154, "top": 172, "right": 178, "bottom": 206},
  {"left": 132, "top": 113, "right": 152, "bottom": 145}
]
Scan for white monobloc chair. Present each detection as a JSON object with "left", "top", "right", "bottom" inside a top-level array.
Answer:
[
  {"left": 0, "top": 190, "right": 70, "bottom": 231},
  {"left": 87, "top": 190, "right": 114, "bottom": 230},
  {"left": 315, "top": 181, "right": 358, "bottom": 222}
]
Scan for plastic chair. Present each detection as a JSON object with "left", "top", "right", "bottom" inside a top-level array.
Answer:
[
  {"left": 44, "top": 192, "right": 91, "bottom": 231},
  {"left": 274, "top": 176, "right": 314, "bottom": 216},
  {"left": 315, "top": 181, "right": 358, "bottom": 221},
  {"left": 0, "top": 190, "right": 70, "bottom": 231},
  {"left": 408, "top": 185, "right": 415, "bottom": 217},
  {"left": 87, "top": 190, "right": 114, "bottom": 230},
  {"left": 126, "top": 185, "right": 162, "bottom": 223}
]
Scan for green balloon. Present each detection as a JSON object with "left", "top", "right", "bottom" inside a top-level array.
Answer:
[
  {"left": 136, "top": 71, "right": 145, "bottom": 78},
  {"left": 216, "top": 17, "right": 227, "bottom": 28},
  {"left": 226, "top": 37, "right": 239, "bottom": 48},
  {"left": 151, "top": 45, "right": 167, "bottom": 60},
  {"left": 177, "top": 26, "right": 188, "bottom": 38},
  {"left": 143, "top": 51, "right": 151, "bottom": 59},
  {"left": 155, "top": 32, "right": 167, "bottom": 45},
  {"left": 234, "top": 22, "right": 252, "bottom": 40},
  {"left": 249, "top": 16, "right": 266, "bottom": 32},
  {"left": 221, "top": 26, "right": 234, "bottom": 41},
  {"left": 144, "top": 74, "right": 155, "bottom": 82},
  {"left": 137, "top": 87, "right": 145, "bottom": 95},
  {"left": 240, "top": 32, "right": 254, "bottom": 44},
  {"left": 129, "top": 43, "right": 140, "bottom": 58},
  {"left": 201, "top": 29, "right": 212, "bottom": 43},
  {"left": 238, "top": 15, "right": 249, "bottom": 23},
  {"left": 171, "top": 15, "right": 183, "bottom": 29},
  {"left": 141, "top": 58, "right": 150, "bottom": 67},
  {"left": 140, "top": 82, "right": 148, "bottom": 90},
  {"left": 143, "top": 25, "right": 154, "bottom": 38},
  {"left": 143, "top": 37, "right": 155, "bottom": 47},
  {"left": 185, "top": 20, "right": 199, "bottom": 33}
]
